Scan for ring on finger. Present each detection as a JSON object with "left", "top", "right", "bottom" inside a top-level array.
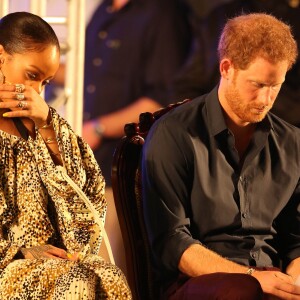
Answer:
[
  {"left": 15, "top": 84, "right": 25, "bottom": 93},
  {"left": 16, "top": 93, "right": 25, "bottom": 101},
  {"left": 17, "top": 101, "right": 27, "bottom": 110}
]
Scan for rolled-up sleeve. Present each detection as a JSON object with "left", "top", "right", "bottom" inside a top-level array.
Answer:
[{"left": 142, "top": 117, "right": 200, "bottom": 272}]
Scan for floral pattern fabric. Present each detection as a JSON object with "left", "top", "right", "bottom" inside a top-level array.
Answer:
[{"left": 0, "top": 108, "right": 131, "bottom": 299}]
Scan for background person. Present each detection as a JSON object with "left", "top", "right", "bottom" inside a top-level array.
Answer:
[{"left": 81, "top": 0, "right": 191, "bottom": 274}]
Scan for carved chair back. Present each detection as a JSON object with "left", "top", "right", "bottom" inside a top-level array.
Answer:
[{"left": 111, "top": 99, "right": 191, "bottom": 300}]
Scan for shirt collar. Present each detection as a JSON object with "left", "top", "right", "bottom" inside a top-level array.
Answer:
[
  {"left": 206, "top": 85, "right": 273, "bottom": 136},
  {"left": 206, "top": 85, "right": 228, "bottom": 136}
]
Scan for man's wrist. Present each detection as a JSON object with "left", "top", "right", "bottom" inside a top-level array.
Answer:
[{"left": 246, "top": 268, "right": 256, "bottom": 275}]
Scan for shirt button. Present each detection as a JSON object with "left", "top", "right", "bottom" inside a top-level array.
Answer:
[
  {"left": 251, "top": 252, "right": 257, "bottom": 259},
  {"left": 98, "top": 31, "right": 107, "bottom": 39},
  {"left": 106, "top": 39, "right": 121, "bottom": 49},
  {"left": 242, "top": 212, "right": 248, "bottom": 218},
  {"left": 86, "top": 84, "right": 96, "bottom": 94},
  {"left": 93, "top": 58, "right": 102, "bottom": 66}
]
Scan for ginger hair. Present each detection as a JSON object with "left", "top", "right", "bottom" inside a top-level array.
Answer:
[{"left": 218, "top": 13, "right": 298, "bottom": 70}]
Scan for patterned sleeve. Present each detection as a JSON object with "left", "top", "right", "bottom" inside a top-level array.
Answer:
[
  {"left": 0, "top": 191, "right": 20, "bottom": 270},
  {"left": 30, "top": 107, "right": 107, "bottom": 255}
]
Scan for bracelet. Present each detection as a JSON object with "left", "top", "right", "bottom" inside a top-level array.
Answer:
[
  {"left": 93, "top": 120, "right": 106, "bottom": 138},
  {"left": 246, "top": 268, "right": 255, "bottom": 275},
  {"left": 45, "top": 137, "right": 57, "bottom": 144},
  {"left": 36, "top": 119, "right": 53, "bottom": 130}
]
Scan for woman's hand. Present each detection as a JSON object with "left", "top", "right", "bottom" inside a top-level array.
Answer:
[
  {"left": 0, "top": 83, "right": 50, "bottom": 127},
  {"left": 20, "top": 244, "right": 80, "bottom": 261}
]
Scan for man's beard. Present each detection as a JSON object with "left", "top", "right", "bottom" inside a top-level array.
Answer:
[{"left": 224, "top": 84, "right": 270, "bottom": 124}]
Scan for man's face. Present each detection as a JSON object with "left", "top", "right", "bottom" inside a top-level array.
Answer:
[{"left": 223, "top": 57, "right": 288, "bottom": 125}]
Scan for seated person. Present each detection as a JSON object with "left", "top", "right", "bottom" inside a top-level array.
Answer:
[
  {"left": 142, "top": 13, "right": 300, "bottom": 299},
  {"left": 0, "top": 12, "right": 131, "bottom": 299}
]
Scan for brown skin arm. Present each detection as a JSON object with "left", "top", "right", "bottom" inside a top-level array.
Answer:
[{"left": 82, "top": 97, "right": 162, "bottom": 149}]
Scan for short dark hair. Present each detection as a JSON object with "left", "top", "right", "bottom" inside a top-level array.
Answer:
[
  {"left": 0, "top": 11, "right": 60, "bottom": 54},
  {"left": 218, "top": 13, "right": 298, "bottom": 70}
]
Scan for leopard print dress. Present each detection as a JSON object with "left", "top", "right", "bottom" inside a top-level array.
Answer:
[{"left": 0, "top": 108, "right": 132, "bottom": 299}]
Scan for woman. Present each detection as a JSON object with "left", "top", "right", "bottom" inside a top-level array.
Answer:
[{"left": 0, "top": 12, "right": 131, "bottom": 299}]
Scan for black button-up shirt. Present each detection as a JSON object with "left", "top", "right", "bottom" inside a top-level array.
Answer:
[{"left": 142, "top": 86, "right": 300, "bottom": 281}]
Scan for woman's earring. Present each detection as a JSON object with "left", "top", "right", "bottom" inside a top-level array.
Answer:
[{"left": 0, "top": 58, "right": 6, "bottom": 84}]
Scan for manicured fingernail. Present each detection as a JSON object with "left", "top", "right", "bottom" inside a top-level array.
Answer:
[{"left": 3, "top": 113, "right": 8, "bottom": 117}]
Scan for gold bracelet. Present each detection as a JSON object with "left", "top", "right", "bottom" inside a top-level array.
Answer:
[
  {"left": 246, "top": 268, "right": 255, "bottom": 275},
  {"left": 45, "top": 137, "right": 57, "bottom": 144},
  {"left": 36, "top": 119, "right": 53, "bottom": 130}
]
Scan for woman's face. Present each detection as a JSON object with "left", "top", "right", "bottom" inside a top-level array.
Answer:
[{"left": 1, "top": 44, "right": 60, "bottom": 94}]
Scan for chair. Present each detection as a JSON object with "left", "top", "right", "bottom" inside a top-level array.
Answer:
[{"left": 111, "top": 99, "right": 191, "bottom": 300}]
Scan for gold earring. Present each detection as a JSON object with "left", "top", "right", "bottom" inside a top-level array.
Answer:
[{"left": 0, "top": 58, "right": 6, "bottom": 84}]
